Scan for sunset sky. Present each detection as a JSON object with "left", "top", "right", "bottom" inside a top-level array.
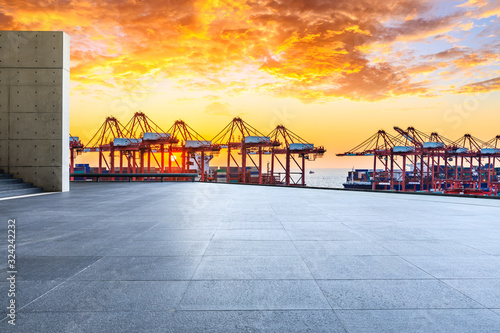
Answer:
[{"left": 1, "top": 0, "right": 499, "bottom": 168}]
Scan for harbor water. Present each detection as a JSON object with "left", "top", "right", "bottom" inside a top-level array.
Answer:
[{"left": 304, "top": 168, "right": 351, "bottom": 189}]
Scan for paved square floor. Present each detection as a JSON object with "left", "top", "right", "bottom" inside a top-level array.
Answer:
[{"left": 1, "top": 182, "right": 500, "bottom": 332}]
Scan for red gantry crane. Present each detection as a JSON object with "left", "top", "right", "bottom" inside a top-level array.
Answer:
[
  {"left": 392, "top": 126, "right": 425, "bottom": 191},
  {"left": 424, "top": 131, "right": 457, "bottom": 191},
  {"left": 212, "top": 117, "right": 280, "bottom": 184},
  {"left": 483, "top": 135, "right": 500, "bottom": 194},
  {"left": 337, "top": 130, "right": 404, "bottom": 190},
  {"left": 448, "top": 134, "right": 488, "bottom": 193},
  {"left": 268, "top": 125, "right": 325, "bottom": 186},
  {"left": 338, "top": 126, "right": 500, "bottom": 195},
  {"left": 84, "top": 116, "right": 139, "bottom": 179},
  {"left": 124, "top": 112, "right": 178, "bottom": 177},
  {"left": 69, "top": 134, "right": 84, "bottom": 180},
  {"left": 394, "top": 127, "right": 460, "bottom": 192},
  {"left": 392, "top": 127, "right": 456, "bottom": 191},
  {"left": 167, "top": 120, "right": 221, "bottom": 181}
]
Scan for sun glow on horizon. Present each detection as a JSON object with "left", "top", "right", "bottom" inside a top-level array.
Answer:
[{"left": 1, "top": 0, "right": 499, "bottom": 167}]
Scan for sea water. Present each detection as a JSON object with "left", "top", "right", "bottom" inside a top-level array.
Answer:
[{"left": 304, "top": 168, "right": 350, "bottom": 189}]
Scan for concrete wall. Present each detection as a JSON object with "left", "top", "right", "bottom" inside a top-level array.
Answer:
[{"left": 0, "top": 31, "right": 70, "bottom": 191}]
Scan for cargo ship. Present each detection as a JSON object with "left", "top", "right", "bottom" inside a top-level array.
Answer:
[
  {"left": 343, "top": 168, "right": 389, "bottom": 190},
  {"left": 343, "top": 166, "right": 500, "bottom": 193}
]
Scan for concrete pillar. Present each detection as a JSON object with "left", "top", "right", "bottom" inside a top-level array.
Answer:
[{"left": 0, "top": 31, "right": 70, "bottom": 191}]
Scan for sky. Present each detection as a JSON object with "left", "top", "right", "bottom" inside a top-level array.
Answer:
[{"left": 1, "top": 0, "right": 500, "bottom": 168}]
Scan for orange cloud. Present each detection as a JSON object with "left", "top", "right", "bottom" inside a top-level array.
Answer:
[
  {"left": 407, "top": 64, "right": 439, "bottom": 74},
  {"left": 0, "top": 0, "right": 495, "bottom": 103},
  {"left": 379, "top": 13, "right": 464, "bottom": 43},
  {"left": 204, "top": 101, "right": 239, "bottom": 116},
  {"left": 458, "top": 0, "right": 500, "bottom": 18},
  {"left": 456, "top": 77, "right": 500, "bottom": 93},
  {"left": 430, "top": 47, "right": 470, "bottom": 59},
  {"left": 452, "top": 53, "right": 489, "bottom": 68}
]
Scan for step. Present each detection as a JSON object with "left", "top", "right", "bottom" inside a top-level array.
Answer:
[
  {"left": 0, "top": 182, "right": 34, "bottom": 190},
  {"left": 0, "top": 178, "right": 22, "bottom": 184},
  {"left": 0, "top": 173, "right": 14, "bottom": 179},
  {"left": 0, "top": 187, "right": 43, "bottom": 199}
]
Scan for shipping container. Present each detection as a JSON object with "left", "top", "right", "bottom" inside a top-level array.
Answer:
[
  {"left": 244, "top": 136, "right": 270, "bottom": 144},
  {"left": 143, "top": 132, "right": 171, "bottom": 140},
  {"left": 423, "top": 142, "right": 444, "bottom": 149},
  {"left": 289, "top": 143, "right": 313, "bottom": 150},
  {"left": 185, "top": 140, "right": 211, "bottom": 148},
  {"left": 393, "top": 146, "right": 415, "bottom": 153},
  {"left": 481, "top": 148, "right": 500, "bottom": 154},
  {"left": 113, "top": 138, "right": 141, "bottom": 147}
]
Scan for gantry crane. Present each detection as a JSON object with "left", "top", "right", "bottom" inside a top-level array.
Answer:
[
  {"left": 69, "top": 134, "right": 84, "bottom": 180},
  {"left": 124, "top": 112, "right": 178, "bottom": 176},
  {"left": 84, "top": 117, "right": 139, "bottom": 178},
  {"left": 167, "top": 120, "right": 221, "bottom": 181},
  {"left": 212, "top": 117, "right": 280, "bottom": 184},
  {"left": 337, "top": 130, "right": 404, "bottom": 190},
  {"left": 268, "top": 125, "right": 325, "bottom": 186},
  {"left": 483, "top": 135, "right": 500, "bottom": 192}
]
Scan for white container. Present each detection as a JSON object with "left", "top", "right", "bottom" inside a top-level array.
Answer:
[
  {"left": 113, "top": 138, "right": 141, "bottom": 147},
  {"left": 143, "top": 132, "right": 171, "bottom": 140},
  {"left": 448, "top": 148, "right": 468, "bottom": 153},
  {"left": 481, "top": 148, "right": 500, "bottom": 154},
  {"left": 423, "top": 142, "right": 444, "bottom": 149},
  {"left": 289, "top": 143, "right": 314, "bottom": 150},
  {"left": 244, "top": 136, "right": 270, "bottom": 144},
  {"left": 393, "top": 146, "right": 415, "bottom": 153},
  {"left": 185, "top": 140, "right": 211, "bottom": 148}
]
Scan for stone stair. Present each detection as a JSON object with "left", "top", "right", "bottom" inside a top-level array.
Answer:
[{"left": 0, "top": 169, "right": 43, "bottom": 198}]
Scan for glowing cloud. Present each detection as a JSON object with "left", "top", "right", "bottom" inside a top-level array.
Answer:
[
  {"left": 0, "top": 0, "right": 498, "bottom": 103},
  {"left": 457, "top": 76, "right": 500, "bottom": 93}
]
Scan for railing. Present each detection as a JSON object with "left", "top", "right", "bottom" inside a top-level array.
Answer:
[{"left": 70, "top": 173, "right": 197, "bottom": 182}]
